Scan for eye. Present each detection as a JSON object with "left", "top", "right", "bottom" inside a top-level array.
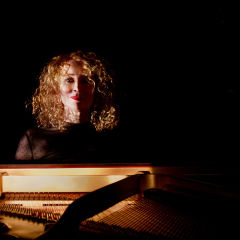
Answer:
[
  {"left": 65, "top": 77, "right": 74, "bottom": 83},
  {"left": 81, "top": 77, "right": 92, "bottom": 85}
]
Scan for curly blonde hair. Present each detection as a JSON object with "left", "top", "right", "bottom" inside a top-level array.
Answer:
[{"left": 31, "top": 50, "right": 119, "bottom": 132}]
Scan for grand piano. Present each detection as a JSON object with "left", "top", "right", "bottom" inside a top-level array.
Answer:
[{"left": 0, "top": 162, "right": 239, "bottom": 240}]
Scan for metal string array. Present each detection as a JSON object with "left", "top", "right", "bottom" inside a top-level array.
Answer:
[
  {"left": 0, "top": 192, "right": 86, "bottom": 223},
  {"left": 81, "top": 194, "right": 202, "bottom": 240}
]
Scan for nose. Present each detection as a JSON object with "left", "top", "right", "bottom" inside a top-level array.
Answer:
[{"left": 73, "top": 80, "right": 80, "bottom": 92}]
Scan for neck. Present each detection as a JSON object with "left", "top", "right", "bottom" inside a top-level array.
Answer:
[{"left": 64, "top": 108, "right": 90, "bottom": 124}]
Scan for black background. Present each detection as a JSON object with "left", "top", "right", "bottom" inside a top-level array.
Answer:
[{"left": 1, "top": 3, "right": 239, "bottom": 165}]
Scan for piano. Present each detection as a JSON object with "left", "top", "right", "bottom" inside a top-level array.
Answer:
[{"left": 0, "top": 163, "right": 239, "bottom": 240}]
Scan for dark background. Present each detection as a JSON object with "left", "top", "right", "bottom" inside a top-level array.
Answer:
[{"left": 1, "top": 3, "right": 239, "bottom": 165}]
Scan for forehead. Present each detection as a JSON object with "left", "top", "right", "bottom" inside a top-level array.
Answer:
[{"left": 61, "top": 60, "right": 88, "bottom": 76}]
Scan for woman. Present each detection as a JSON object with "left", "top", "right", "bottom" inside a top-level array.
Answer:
[{"left": 15, "top": 50, "right": 119, "bottom": 161}]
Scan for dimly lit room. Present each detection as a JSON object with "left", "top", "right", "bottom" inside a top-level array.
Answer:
[{"left": 1, "top": 3, "right": 239, "bottom": 240}]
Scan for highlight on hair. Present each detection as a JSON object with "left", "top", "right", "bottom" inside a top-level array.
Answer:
[{"left": 31, "top": 50, "right": 119, "bottom": 131}]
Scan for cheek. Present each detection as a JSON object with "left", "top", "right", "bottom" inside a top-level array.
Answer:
[
  {"left": 59, "top": 85, "right": 71, "bottom": 106},
  {"left": 87, "top": 89, "right": 95, "bottom": 104},
  {"left": 80, "top": 85, "right": 94, "bottom": 97},
  {"left": 60, "top": 84, "right": 72, "bottom": 96},
  {"left": 87, "top": 85, "right": 95, "bottom": 97}
]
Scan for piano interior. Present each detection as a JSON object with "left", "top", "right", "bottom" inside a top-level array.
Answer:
[{"left": 0, "top": 163, "right": 239, "bottom": 240}]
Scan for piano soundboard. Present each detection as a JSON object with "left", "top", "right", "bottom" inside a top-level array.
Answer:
[{"left": 0, "top": 163, "right": 239, "bottom": 240}]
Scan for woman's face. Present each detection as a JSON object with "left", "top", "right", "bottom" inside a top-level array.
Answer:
[{"left": 59, "top": 60, "right": 95, "bottom": 112}]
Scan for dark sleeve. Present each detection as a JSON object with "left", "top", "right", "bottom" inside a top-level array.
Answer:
[{"left": 15, "top": 131, "right": 33, "bottom": 160}]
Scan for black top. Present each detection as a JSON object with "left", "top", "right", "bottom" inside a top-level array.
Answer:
[{"left": 15, "top": 123, "right": 119, "bottom": 163}]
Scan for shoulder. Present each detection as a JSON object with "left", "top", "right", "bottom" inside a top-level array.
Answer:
[
  {"left": 15, "top": 127, "right": 61, "bottom": 161},
  {"left": 15, "top": 129, "right": 33, "bottom": 160},
  {"left": 25, "top": 127, "right": 61, "bottom": 139}
]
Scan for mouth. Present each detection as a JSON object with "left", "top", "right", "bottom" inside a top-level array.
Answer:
[{"left": 71, "top": 96, "right": 81, "bottom": 101}]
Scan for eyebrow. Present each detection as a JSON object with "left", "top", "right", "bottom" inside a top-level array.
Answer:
[{"left": 63, "top": 73, "right": 88, "bottom": 76}]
